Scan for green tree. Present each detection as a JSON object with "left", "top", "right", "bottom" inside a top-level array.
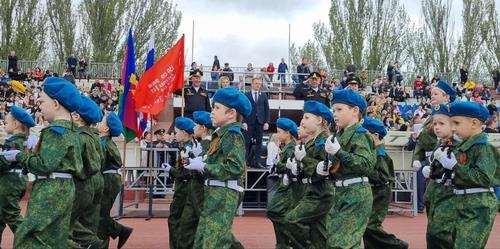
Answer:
[
  {"left": 483, "top": 0, "right": 499, "bottom": 68},
  {"left": 126, "top": 0, "right": 182, "bottom": 64},
  {"left": 421, "top": 0, "right": 456, "bottom": 73},
  {"left": 0, "top": 0, "right": 46, "bottom": 60},
  {"left": 47, "top": 0, "right": 76, "bottom": 61},
  {"left": 79, "top": 0, "right": 128, "bottom": 62},
  {"left": 313, "top": 0, "right": 409, "bottom": 72},
  {"left": 289, "top": 40, "right": 326, "bottom": 71}
]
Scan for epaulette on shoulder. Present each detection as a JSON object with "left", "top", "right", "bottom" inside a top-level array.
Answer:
[
  {"left": 377, "top": 147, "right": 387, "bottom": 156},
  {"left": 48, "top": 125, "right": 65, "bottom": 135},
  {"left": 355, "top": 126, "right": 368, "bottom": 133},
  {"left": 5, "top": 135, "right": 18, "bottom": 143},
  {"left": 473, "top": 138, "right": 488, "bottom": 145},
  {"left": 227, "top": 126, "right": 241, "bottom": 133},
  {"left": 315, "top": 138, "right": 325, "bottom": 147}
]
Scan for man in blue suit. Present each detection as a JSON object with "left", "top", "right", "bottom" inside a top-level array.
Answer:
[{"left": 243, "top": 77, "right": 270, "bottom": 168}]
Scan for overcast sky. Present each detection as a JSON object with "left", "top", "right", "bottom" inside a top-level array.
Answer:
[{"left": 175, "top": 0, "right": 495, "bottom": 69}]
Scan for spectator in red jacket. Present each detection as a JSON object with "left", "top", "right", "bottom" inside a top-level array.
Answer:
[
  {"left": 413, "top": 75, "right": 424, "bottom": 99},
  {"left": 266, "top": 62, "right": 275, "bottom": 82}
]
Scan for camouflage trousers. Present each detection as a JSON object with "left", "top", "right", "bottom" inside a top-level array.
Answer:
[
  {"left": 0, "top": 173, "right": 27, "bottom": 245},
  {"left": 169, "top": 178, "right": 204, "bottom": 249},
  {"left": 282, "top": 180, "right": 334, "bottom": 249},
  {"left": 363, "top": 184, "right": 407, "bottom": 249},
  {"left": 69, "top": 173, "right": 104, "bottom": 248},
  {"left": 98, "top": 173, "right": 124, "bottom": 249},
  {"left": 424, "top": 180, "right": 454, "bottom": 249},
  {"left": 14, "top": 178, "right": 75, "bottom": 249},
  {"left": 193, "top": 186, "right": 242, "bottom": 249},
  {"left": 327, "top": 182, "right": 372, "bottom": 249},
  {"left": 168, "top": 180, "right": 188, "bottom": 249},
  {"left": 267, "top": 181, "right": 304, "bottom": 249},
  {"left": 445, "top": 192, "right": 497, "bottom": 249}
]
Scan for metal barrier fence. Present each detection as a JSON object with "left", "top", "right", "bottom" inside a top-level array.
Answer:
[
  {"left": 118, "top": 145, "right": 418, "bottom": 218},
  {"left": 1, "top": 59, "right": 495, "bottom": 87},
  {"left": 120, "top": 147, "right": 178, "bottom": 219}
]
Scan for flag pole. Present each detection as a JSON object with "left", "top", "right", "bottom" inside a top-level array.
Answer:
[{"left": 181, "top": 85, "right": 185, "bottom": 117}]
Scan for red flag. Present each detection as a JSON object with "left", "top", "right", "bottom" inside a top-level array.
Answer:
[{"left": 135, "top": 35, "right": 185, "bottom": 115}]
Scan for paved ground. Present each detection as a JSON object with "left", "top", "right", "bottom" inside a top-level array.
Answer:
[{"left": 1, "top": 204, "right": 500, "bottom": 249}]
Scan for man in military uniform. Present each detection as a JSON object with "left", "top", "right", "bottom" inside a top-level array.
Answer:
[
  {"left": 345, "top": 76, "right": 361, "bottom": 91},
  {"left": 176, "top": 71, "right": 211, "bottom": 119},
  {"left": 303, "top": 72, "right": 330, "bottom": 107},
  {"left": 153, "top": 129, "right": 169, "bottom": 166}
]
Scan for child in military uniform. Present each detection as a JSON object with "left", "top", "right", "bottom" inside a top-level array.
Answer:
[
  {"left": 0, "top": 106, "right": 34, "bottom": 246},
  {"left": 97, "top": 112, "right": 133, "bottom": 249},
  {"left": 412, "top": 80, "right": 456, "bottom": 213},
  {"left": 163, "top": 117, "right": 204, "bottom": 249},
  {"left": 324, "top": 89, "right": 377, "bottom": 248},
  {"left": 421, "top": 104, "right": 457, "bottom": 248},
  {"left": 184, "top": 87, "right": 250, "bottom": 249},
  {"left": 434, "top": 101, "right": 499, "bottom": 248},
  {"left": 3, "top": 77, "right": 84, "bottom": 248},
  {"left": 69, "top": 96, "right": 104, "bottom": 249},
  {"left": 193, "top": 111, "right": 215, "bottom": 157},
  {"left": 361, "top": 116, "right": 408, "bottom": 249},
  {"left": 282, "top": 101, "right": 334, "bottom": 249},
  {"left": 266, "top": 118, "right": 302, "bottom": 249}
]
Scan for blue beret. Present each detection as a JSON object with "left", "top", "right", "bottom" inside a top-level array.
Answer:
[
  {"left": 332, "top": 89, "right": 367, "bottom": 113},
  {"left": 449, "top": 101, "right": 490, "bottom": 122},
  {"left": 193, "top": 111, "right": 215, "bottom": 130},
  {"left": 106, "top": 112, "right": 123, "bottom": 137},
  {"left": 277, "top": 118, "right": 298, "bottom": 138},
  {"left": 362, "top": 116, "right": 387, "bottom": 138},
  {"left": 435, "top": 80, "right": 456, "bottom": 102},
  {"left": 175, "top": 117, "right": 195, "bottom": 134},
  {"left": 43, "top": 77, "right": 82, "bottom": 112},
  {"left": 10, "top": 106, "right": 35, "bottom": 128},
  {"left": 432, "top": 104, "right": 451, "bottom": 116},
  {"left": 77, "top": 96, "right": 103, "bottom": 124},
  {"left": 304, "top": 101, "right": 333, "bottom": 124},
  {"left": 212, "top": 88, "right": 252, "bottom": 117}
]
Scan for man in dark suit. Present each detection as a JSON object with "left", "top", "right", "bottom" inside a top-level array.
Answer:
[
  {"left": 243, "top": 77, "right": 270, "bottom": 168},
  {"left": 175, "top": 70, "right": 211, "bottom": 118}
]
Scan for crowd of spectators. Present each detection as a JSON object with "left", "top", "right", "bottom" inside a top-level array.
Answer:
[{"left": 2, "top": 52, "right": 499, "bottom": 135}]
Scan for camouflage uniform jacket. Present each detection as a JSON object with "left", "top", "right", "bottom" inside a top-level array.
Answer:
[
  {"left": 17, "top": 120, "right": 84, "bottom": 178},
  {"left": 0, "top": 133, "right": 26, "bottom": 172},
  {"left": 368, "top": 145, "right": 395, "bottom": 185},
  {"left": 100, "top": 136, "right": 121, "bottom": 171},
  {"left": 78, "top": 126, "right": 102, "bottom": 178},
  {"left": 333, "top": 123, "right": 377, "bottom": 180},
  {"left": 413, "top": 117, "right": 437, "bottom": 162}
]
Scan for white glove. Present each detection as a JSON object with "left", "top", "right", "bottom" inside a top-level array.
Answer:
[
  {"left": 412, "top": 160, "right": 422, "bottom": 171},
  {"left": 282, "top": 174, "right": 290, "bottom": 186},
  {"left": 294, "top": 145, "right": 306, "bottom": 161},
  {"left": 180, "top": 147, "right": 191, "bottom": 159},
  {"left": 432, "top": 148, "right": 446, "bottom": 161},
  {"left": 422, "top": 165, "right": 431, "bottom": 178},
  {"left": 185, "top": 158, "right": 205, "bottom": 173},
  {"left": 324, "top": 136, "right": 341, "bottom": 155},
  {"left": 435, "top": 148, "right": 457, "bottom": 170},
  {"left": 290, "top": 162, "right": 299, "bottom": 175},
  {"left": 286, "top": 158, "right": 296, "bottom": 170},
  {"left": 1, "top": 150, "right": 20, "bottom": 162},
  {"left": 316, "top": 161, "right": 330, "bottom": 176},
  {"left": 192, "top": 142, "right": 203, "bottom": 157},
  {"left": 26, "top": 134, "right": 40, "bottom": 150},
  {"left": 162, "top": 163, "right": 172, "bottom": 172}
]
